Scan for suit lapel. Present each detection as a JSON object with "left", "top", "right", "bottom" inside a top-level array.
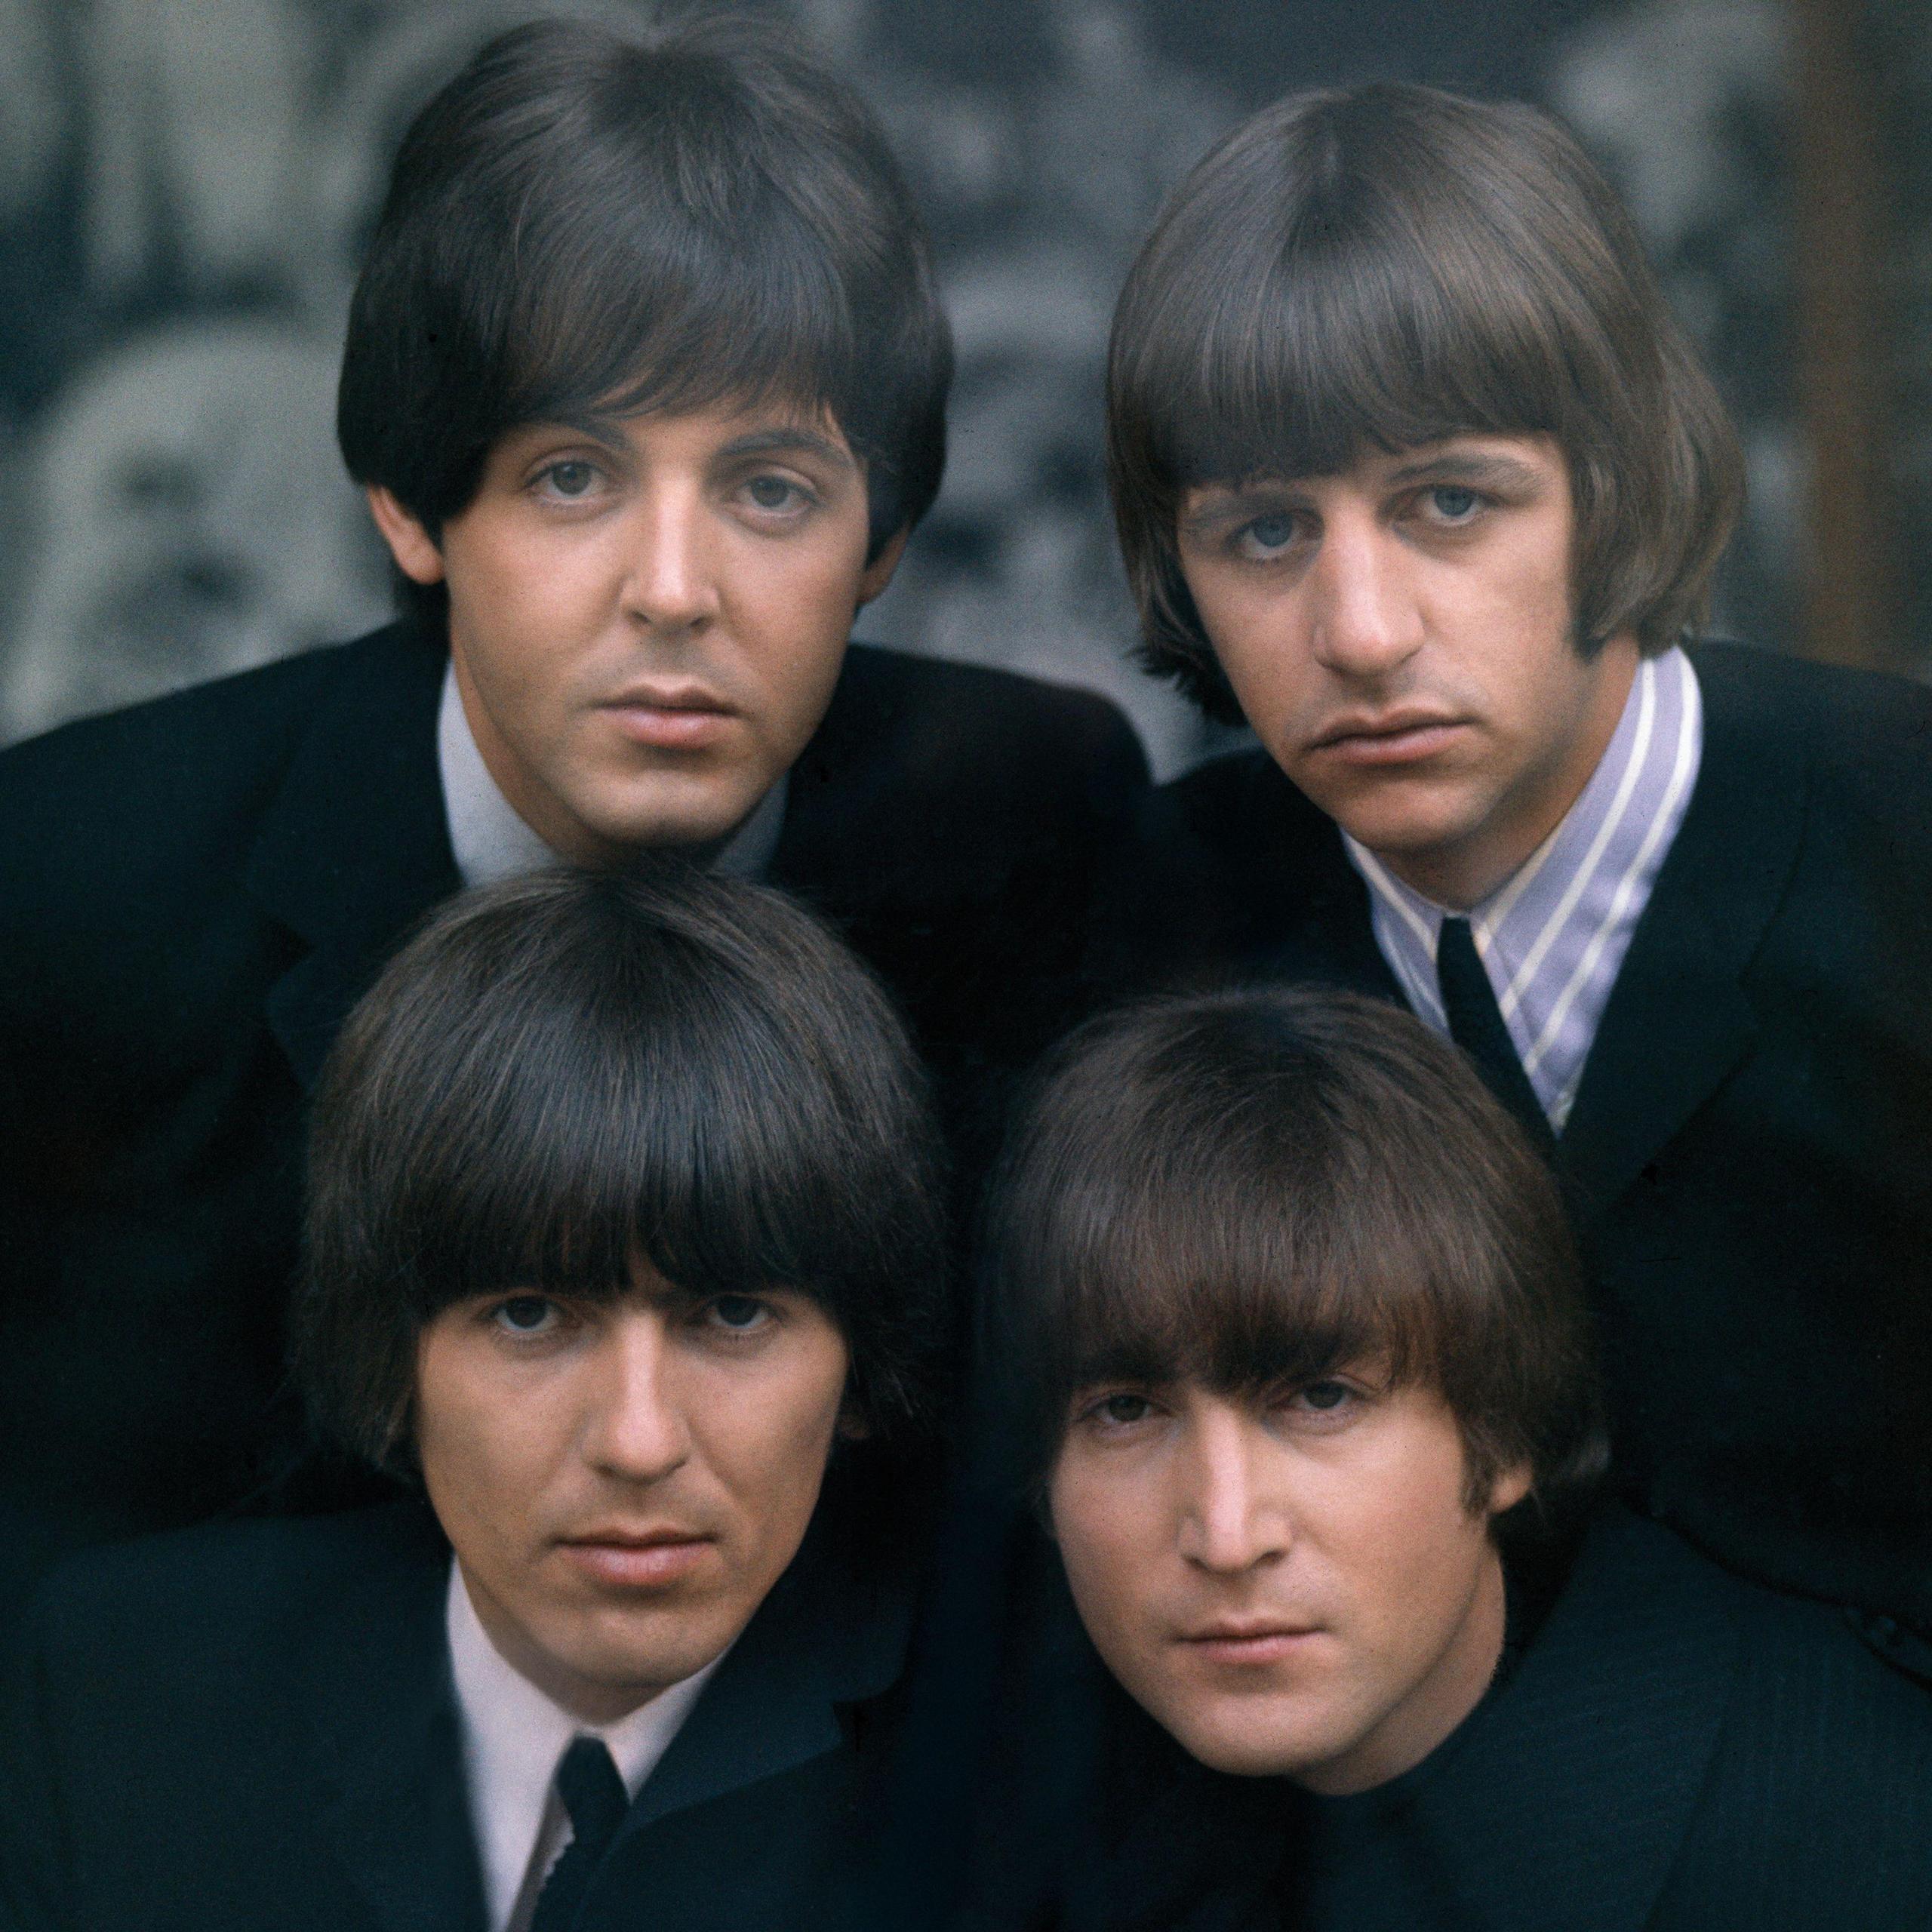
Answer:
[
  {"left": 306, "top": 1506, "right": 489, "bottom": 1932},
  {"left": 1288, "top": 835, "right": 1404, "bottom": 1004},
  {"left": 1405, "top": 1512, "right": 1739, "bottom": 1932},
  {"left": 1556, "top": 648, "right": 1809, "bottom": 1214},
  {"left": 623, "top": 1524, "right": 913, "bottom": 1838},
  {"left": 246, "top": 624, "right": 458, "bottom": 1091},
  {"left": 1249, "top": 653, "right": 1808, "bottom": 1220},
  {"left": 1203, "top": 752, "right": 1404, "bottom": 1003}
]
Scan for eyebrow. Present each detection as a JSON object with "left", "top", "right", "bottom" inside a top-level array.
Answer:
[
  {"left": 1177, "top": 486, "right": 1294, "bottom": 539},
  {"left": 715, "top": 425, "right": 857, "bottom": 470},
  {"left": 510, "top": 417, "right": 858, "bottom": 472},
  {"left": 1382, "top": 449, "right": 1549, "bottom": 491}
]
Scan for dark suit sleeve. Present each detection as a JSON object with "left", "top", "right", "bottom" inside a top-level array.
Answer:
[
  {"left": 1651, "top": 1599, "right": 1932, "bottom": 1927},
  {"left": 0, "top": 1599, "right": 77, "bottom": 1932}
]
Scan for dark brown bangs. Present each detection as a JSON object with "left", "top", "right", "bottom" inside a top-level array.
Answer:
[
  {"left": 1041, "top": 1091, "right": 1452, "bottom": 1410},
  {"left": 339, "top": 15, "right": 949, "bottom": 584},
  {"left": 1137, "top": 194, "right": 1564, "bottom": 501},
  {"left": 295, "top": 868, "right": 949, "bottom": 1469},
  {"left": 983, "top": 987, "right": 1604, "bottom": 1532},
  {"left": 998, "top": 998, "right": 1499, "bottom": 1448},
  {"left": 486, "top": 87, "right": 864, "bottom": 485},
  {"left": 1120, "top": 100, "right": 1584, "bottom": 502},
  {"left": 383, "top": 889, "right": 904, "bottom": 1314},
  {"left": 1108, "top": 82, "right": 1744, "bottom": 720}
]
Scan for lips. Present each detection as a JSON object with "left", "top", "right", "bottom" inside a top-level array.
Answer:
[
  {"left": 558, "top": 1527, "right": 715, "bottom": 1589},
  {"left": 599, "top": 684, "right": 738, "bottom": 751},
  {"left": 1307, "top": 709, "right": 1469, "bottom": 768},
  {"left": 1178, "top": 1620, "right": 1322, "bottom": 1665}
]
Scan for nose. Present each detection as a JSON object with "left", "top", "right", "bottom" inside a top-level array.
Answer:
[
  {"left": 620, "top": 488, "right": 721, "bottom": 635},
  {"left": 580, "top": 1309, "right": 692, "bottom": 1483},
  {"left": 1306, "top": 511, "right": 1425, "bottom": 679},
  {"left": 1175, "top": 1402, "right": 1292, "bottom": 1574}
]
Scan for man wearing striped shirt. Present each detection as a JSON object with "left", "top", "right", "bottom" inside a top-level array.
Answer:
[{"left": 1098, "top": 82, "right": 1932, "bottom": 1660}]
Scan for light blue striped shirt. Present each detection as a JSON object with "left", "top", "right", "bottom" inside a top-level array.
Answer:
[{"left": 1343, "top": 648, "right": 1704, "bottom": 1131}]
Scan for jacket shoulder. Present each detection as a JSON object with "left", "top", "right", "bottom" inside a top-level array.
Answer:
[
  {"left": 18, "top": 1504, "right": 439, "bottom": 1689},
  {"left": 0, "top": 626, "right": 430, "bottom": 894},
  {"left": 1692, "top": 638, "right": 1932, "bottom": 821},
  {"left": 832, "top": 642, "right": 1149, "bottom": 795},
  {"left": 1643, "top": 1521, "right": 1932, "bottom": 1919}
]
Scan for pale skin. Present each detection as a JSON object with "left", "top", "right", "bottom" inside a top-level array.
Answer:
[
  {"left": 414, "top": 1260, "right": 853, "bottom": 1725},
  {"left": 1050, "top": 1367, "right": 1531, "bottom": 1792},
  {"left": 1177, "top": 433, "right": 1638, "bottom": 911},
  {"left": 367, "top": 401, "right": 905, "bottom": 868}
]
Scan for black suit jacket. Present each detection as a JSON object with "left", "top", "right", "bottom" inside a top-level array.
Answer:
[
  {"left": 0, "top": 1497, "right": 920, "bottom": 1932},
  {"left": 1098, "top": 642, "right": 1932, "bottom": 1635},
  {"left": 0, "top": 622, "right": 1146, "bottom": 1610},
  {"left": 1065, "top": 1510, "right": 1932, "bottom": 1932}
]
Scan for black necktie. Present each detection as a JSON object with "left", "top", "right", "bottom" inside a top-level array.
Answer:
[
  {"left": 1435, "top": 916, "right": 1555, "bottom": 1153},
  {"left": 528, "top": 1737, "right": 629, "bottom": 1932}
]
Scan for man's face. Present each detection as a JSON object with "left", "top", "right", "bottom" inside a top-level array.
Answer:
[
  {"left": 415, "top": 1261, "right": 851, "bottom": 1723},
  {"left": 1049, "top": 1366, "right": 1529, "bottom": 1792},
  {"left": 369, "top": 401, "right": 902, "bottom": 866},
  {"left": 1175, "top": 435, "right": 1638, "bottom": 909}
]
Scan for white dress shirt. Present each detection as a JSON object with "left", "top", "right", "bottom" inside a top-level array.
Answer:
[
  {"left": 445, "top": 1561, "right": 725, "bottom": 1932},
  {"left": 435, "top": 661, "right": 788, "bottom": 890},
  {"left": 1343, "top": 647, "right": 1703, "bottom": 1130}
]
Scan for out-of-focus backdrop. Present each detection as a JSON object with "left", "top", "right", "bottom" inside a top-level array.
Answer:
[{"left": 0, "top": 0, "right": 1921, "bottom": 774}]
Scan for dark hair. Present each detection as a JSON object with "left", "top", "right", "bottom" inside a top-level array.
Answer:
[
  {"left": 983, "top": 986, "right": 1607, "bottom": 1551},
  {"left": 292, "top": 866, "right": 948, "bottom": 1474},
  {"left": 1107, "top": 82, "right": 1744, "bottom": 721},
  {"left": 338, "top": 13, "right": 950, "bottom": 625}
]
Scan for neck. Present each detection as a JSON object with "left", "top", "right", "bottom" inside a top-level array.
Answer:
[{"left": 459, "top": 1560, "right": 669, "bottom": 1727}]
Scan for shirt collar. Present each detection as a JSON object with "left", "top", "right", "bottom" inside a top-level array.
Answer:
[
  {"left": 1343, "top": 647, "right": 1703, "bottom": 1126},
  {"left": 445, "top": 1559, "right": 724, "bottom": 1931},
  {"left": 436, "top": 660, "right": 787, "bottom": 890}
]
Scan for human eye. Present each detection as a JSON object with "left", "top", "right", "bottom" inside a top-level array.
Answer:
[
  {"left": 697, "top": 1293, "right": 777, "bottom": 1338},
  {"left": 485, "top": 1293, "right": 566, "bottom": 1340},
  {"left": 1418, "top": 482, "right": 1486, "bottom": 525},
  {"left": 1297, "top": 1380, "right": 1355, "bottom": 1411},
  {"left": 1232, "top": 509, "right": 1301, "bottom": 560},
  {"left": 1275, "top": 1377, "right": 1368, "bottom": 1428},
  {"left": 531, "top": 457, "right": 608, "bottom": 503},
  {"left": 734, "top": 469, "right": 819, "bottom": 521},
  {"left": 1073, "top": 1388, "right": 1163, "bottom": 1432}
]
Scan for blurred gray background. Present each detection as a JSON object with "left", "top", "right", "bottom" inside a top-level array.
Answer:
[{"left": 0, "top": 0, "right": 1922, "bottom": 776}]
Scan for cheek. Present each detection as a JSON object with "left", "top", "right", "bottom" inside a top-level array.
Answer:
[
  {"left": 731, "top": 553, "right": 858, "bottom": 703},
  {"left": 414, "top": 1347, "right": 563, "bottom": 1548},
  {"left": 1049, "top": 1471, "right": 1152, "bottom": 1644},
  {"left": 706, "top": 1343, "right": 851, "bottom": 1528},
  {"left": 1186, "top": 580, "right": 1312, "bottom": 728},
  {"left": 1331, "top": 1463, "right": 1491, "bottom": 1650}
]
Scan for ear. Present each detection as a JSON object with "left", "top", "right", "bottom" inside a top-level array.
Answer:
[
  {"left": 1487, "top": 1460, "right": 1534, "bottom": 1517},
  {"left": 856, "top": 526, "right": 909, "bottom": 608},
  {"left": 365, "top": 485, "right": 446, "bottom": 586},
  {"left": 835, "top": 1404, "right": 872, "bottom": 1443}
]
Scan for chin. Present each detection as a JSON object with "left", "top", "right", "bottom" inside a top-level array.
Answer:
[
  {"left": 592, "top": 791, "right": 764, "bottom": 856},
  {"left": 1156, "top": 1705, "right": 1314, "bottom": 1780},
  {"left": 1330, "top": 780, "right": 1473, "bottom": 842}
]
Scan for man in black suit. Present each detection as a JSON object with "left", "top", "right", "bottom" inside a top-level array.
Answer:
[
  {"left": 1095, "top": 82, "right": 1932, "bottom": 1644},
  {"left": 0, "top": 15, "right": 1146, "bottom": 1607},
  {"left": 1, "top": 868, "right": 953, "bottom": 1932},
  {"left": 977, "top": 987, "right": 1932, "bottom": 1930}
]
